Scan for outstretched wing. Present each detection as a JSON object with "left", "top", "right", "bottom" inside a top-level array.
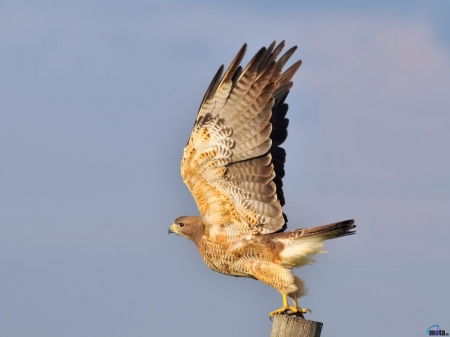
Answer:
[{"left": 181, "top": 41, "right": 301, "bottom": 237}]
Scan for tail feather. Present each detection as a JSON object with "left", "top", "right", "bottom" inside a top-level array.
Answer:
[
  {"left": 298, "top": 219, "right": 356, "bottom": 240},
  {"left": 277, "top": 219, "right": 356, "bottom": 269}
]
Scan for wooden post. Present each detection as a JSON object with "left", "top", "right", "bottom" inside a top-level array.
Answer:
[{"left": 270, "top": 315, "right": 323, "bottom": 337}]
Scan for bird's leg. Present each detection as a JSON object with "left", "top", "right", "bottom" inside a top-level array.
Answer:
[
  {"left": 269, "top": 294, "right": 310, "bottom": 318},
  {"left": 243, "top": 261, "right": 303, "bottom": 318},
  {"left": 269, "top": 294, "right": 290, "bottom": 317},
  {"left": 286, "top": 297, "right": 311, "bottom": 318},
  {"left": 269, "top": 294, "right": 309, "bottom": 318}
]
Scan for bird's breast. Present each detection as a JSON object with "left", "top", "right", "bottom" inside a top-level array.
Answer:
[{"left": 199, "top": 237, "right": 274, "bottom": 278}]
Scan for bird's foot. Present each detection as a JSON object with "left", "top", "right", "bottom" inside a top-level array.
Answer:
[
  {"left": 269, "top": 305, "right": 289, "bottom": 317},
  {"left": 286, "top": 307, "right": 311, "bottom": 318},
  {"left": 269, "top": 306, "right": 309, "bottom": 318}
]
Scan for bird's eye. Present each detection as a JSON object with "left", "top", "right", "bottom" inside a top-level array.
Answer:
[{"left": 179, "top": 223, "right": 185, "bottom": 227}]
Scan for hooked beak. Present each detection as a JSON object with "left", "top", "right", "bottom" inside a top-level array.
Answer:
[{"left": 168, "top": 224, "right": 176, "bottom": 234}]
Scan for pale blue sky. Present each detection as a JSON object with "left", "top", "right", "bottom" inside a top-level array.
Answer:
[{"left": 1, "top": 1, "right": 449, "bottom": 336}]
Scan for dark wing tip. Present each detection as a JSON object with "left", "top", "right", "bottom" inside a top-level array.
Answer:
[{"left": 198, "top": 64, "right": 224, "bottom": 111}]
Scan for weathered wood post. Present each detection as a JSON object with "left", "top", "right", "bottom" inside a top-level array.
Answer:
[{"left": 270, "top": 315, "right": 323, "bottom": 337}]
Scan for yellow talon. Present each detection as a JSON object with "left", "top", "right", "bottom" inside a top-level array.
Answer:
[
  {"left": 269, "top": 294, "right": 311, "bottom": 318},
  {"left": 292, "top": 297, "right": 311, "bottom": 315},
  {"left": 286, "top": 307, "right": 310, "bottom": 316},
  {"left": 269, "top": 294, "right": 290, "bottom": 317}
]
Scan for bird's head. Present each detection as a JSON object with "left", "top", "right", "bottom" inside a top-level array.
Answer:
[{"left": 169, "top": 216, "right": 205, "bottom": 245}]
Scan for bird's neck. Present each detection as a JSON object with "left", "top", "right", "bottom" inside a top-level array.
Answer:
[{"left": 190, "top": 221, "right": 205, "bottom": 248}]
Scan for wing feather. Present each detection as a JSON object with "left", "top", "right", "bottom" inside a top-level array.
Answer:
[
  {"left": 227, "top": 164, "right": 274, "bottom": 177},
  {"left": 233, "top": 124, "right": 272, "bottom": 156},
  {"left": 229, "top": 154, "right": 272, "bottom": 168},
  {"left": 232, "top": 171, "right": 275, "bottom": 184},
  {"left": 181, "top": 42, "right": 301, "bottom": 238},
  {"left": 232, "top": 139, "right": 272, "bottom": 162}
]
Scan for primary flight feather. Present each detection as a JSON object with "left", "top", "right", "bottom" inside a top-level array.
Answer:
[{"left": 169, "top": 41, "right": 356, "bottom": 317}]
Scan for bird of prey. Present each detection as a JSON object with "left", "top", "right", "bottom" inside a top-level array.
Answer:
[{"left": 169, "top": 41, "right": 356, "bottom": 318}]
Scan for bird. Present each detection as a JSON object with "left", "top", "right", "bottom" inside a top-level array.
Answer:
[{"left": 169, "top": 41, "right": 356, "bottom": 318}]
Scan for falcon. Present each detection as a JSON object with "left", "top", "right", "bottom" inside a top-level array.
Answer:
[{"left": 169, "top": 41, "right": 356, "bottom": 318}]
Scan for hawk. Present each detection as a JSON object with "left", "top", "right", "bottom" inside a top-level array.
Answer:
[{"left": 169, "top": 41, "right": 356, "bottom": 318}]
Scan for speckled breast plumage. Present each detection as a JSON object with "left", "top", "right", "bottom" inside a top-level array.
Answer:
[{"left": 199, "top": 235, "right": 277, "bottom": 278}]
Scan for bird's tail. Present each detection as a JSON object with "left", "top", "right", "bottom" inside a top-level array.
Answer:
[
  {"left": 278, "top": 220, "right": 356, "bottom": 268},
  {"left": 294, "top": 219, "right": 356, "bottom": 241}
]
